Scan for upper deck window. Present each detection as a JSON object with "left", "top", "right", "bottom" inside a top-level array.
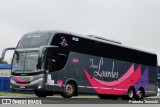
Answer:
[{"left": 17, "top": 33, "right": 52, "bottom": 49}]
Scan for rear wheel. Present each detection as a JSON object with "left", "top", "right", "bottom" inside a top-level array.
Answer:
[
  {"left": 34, "top": 90, "right": 47, "bottom": 97},
  {"left": 61, "top": 82, "right": 76, "bottom": 98},
  {"left": 136, "top": 88, "right": 144, "bottom": 100},
  {"left": 128, "top": 87, "right": 135, "bottom": 100}
]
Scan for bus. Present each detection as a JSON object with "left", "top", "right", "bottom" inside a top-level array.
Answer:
[{"left": 1, "top": 30, "right": 158, "bottom": 100}]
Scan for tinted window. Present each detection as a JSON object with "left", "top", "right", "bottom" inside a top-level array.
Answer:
[
  {"left": 45, "top": 48, "right": 68, "bottom": 71},
  {"left": 12, "top": 52, "right": 39, "bottom": 73},
  {"left": 17, "top": 33, "right": 52, "bottom": 49},
  {"left": 94, "top": 42, "right": 157, "bottom": 66},
  {"left": 70, "top": 36, "right": 94, "bottom": 55},
  {"left": 51, "top": 33, "right": 70, "bottom": 54},
  {"left": 50, "top": 34, "right": 72, "bottom": 71},
  {"left": 51, "top": 33, "right": 157, "bottom": 66}
]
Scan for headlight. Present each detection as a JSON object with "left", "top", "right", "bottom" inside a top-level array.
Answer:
[
  {"left": 10, "top": 79, "right": 16, "bottom": 84},
  {"left": 30, "top": 78, "right": 43, "bottom": 84}
]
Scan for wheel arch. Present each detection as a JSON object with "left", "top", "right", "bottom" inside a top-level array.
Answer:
[
  {"left": 64, "top": 78, "right": 78, "bottom": 96},
  {"left": 138, "top": 86, "right": 145, "bottom": 97},
  {"left": 128, "top": 86, "right": 136, "bottom": 92},
  {"left": 127, "top": 86, "right": 136, "bottom": 95}
]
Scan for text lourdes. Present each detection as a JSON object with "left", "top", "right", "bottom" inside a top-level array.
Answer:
[{"left": 89, "top": 58, "right": 118, "bottom": 78}]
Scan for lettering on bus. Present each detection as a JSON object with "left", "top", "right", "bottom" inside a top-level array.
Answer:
[
  {"left": 27, "top": 34, "right": 40, "bottom": 38},
  {"left": 89, "top": 58, "right": 118, "bottom": 79}
]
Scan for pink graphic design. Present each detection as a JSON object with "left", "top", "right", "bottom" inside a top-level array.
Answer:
[
  {"left": 84, "top": 65, "right": 141, "bottom": 95},
  {"left": 93, "top": 64, "right": 134, "bottom": 86},
  {"left": 13, "top": 76, "right": 27, "bottom": 83},
  {"left": 134, "top": 67, "right": 149, "bottom": 94},
  {"left": 72, "top": 58, "right": 79, "bottom": 63},
  {"left": 60, "top": 37, "right": 68, "bottom": 47},
  {"left": 57, "top": 80, "right": 63, "bottom": 87}
]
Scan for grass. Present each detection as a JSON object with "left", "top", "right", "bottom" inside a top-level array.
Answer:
[{"left": 0, "top": 91, "right": 35, "bottom": 97}]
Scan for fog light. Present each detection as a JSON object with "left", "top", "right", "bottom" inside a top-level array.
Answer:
[{"left": 38, "top": 86, "right": 42, "bottom": 89}]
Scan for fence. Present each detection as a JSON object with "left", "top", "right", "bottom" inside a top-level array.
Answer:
[
  {"left": 0, "top": 64, "right": 33, "bottom": 94},
  {"left": 0, "top": 64, "right": 11, "bottom": 92}
]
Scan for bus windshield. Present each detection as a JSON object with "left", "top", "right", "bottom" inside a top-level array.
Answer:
[
  {"left": 17, "top": 33, "right": 52, "bottom": 49},
  {"left": 12, "top": 52, "right": 39, "bottom": 73}
]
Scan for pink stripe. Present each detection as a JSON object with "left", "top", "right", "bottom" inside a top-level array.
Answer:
[
  {"left": 93, "top": 64, "right": 134, "bottom": 86},
  {"left": 84, "top": 65, "right": 141, "bottom": 95},
  {"left": 14, "top": 76, "right": 27, "bottom": 83}
]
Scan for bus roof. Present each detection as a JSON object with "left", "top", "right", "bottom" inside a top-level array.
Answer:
[{"left": 28, "top": 30, "right": 157, "bottom": 56}]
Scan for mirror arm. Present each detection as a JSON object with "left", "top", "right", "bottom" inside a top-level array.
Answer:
[{"left": 1, "top": 47, "right": 15, "bottom": 60}]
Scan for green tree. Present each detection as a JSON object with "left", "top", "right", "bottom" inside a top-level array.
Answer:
[{"left": 0, "top": 58, "right": 8, "bottom": 64}]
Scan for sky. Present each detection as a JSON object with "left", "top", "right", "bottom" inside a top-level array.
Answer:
[{"left": 0, "top": 0, "right": 160, "bottom": 64}]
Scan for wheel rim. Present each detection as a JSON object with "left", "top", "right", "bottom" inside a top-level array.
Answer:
[
  {"left": 129, "top": 89, "right": 134, "bottom": 98},
  {"left": 137, "top": 90, "right": 142, "bottom": 98},
  {"left": 65, "top": 84, "right": 73, "bottom": 95}
]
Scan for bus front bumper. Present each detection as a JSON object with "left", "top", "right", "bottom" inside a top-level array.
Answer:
[{"left": 10, "top": 78, "right": 44, "bottom": 90}]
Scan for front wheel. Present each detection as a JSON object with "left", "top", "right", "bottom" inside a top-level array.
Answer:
[{"left": 61, "top": 82, "right": 76, "bottom": 98}]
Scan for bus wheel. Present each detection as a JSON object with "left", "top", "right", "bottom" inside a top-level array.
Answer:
[
  {"left": 136, "top": 88, "right": 144, "bottom": 100},
  {"left": 61, "top": 82, "right": 76, "bottom": 98},
  {"left": 128, "top": 87, "right": 135, "bottom": 100},
  {"left": 34, "top": 90, "right": 47, "bottom": 97}
]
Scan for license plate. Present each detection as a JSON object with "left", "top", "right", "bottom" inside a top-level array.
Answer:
[{"left": 20, "top": 85, "right": 25, "bottom": 89}]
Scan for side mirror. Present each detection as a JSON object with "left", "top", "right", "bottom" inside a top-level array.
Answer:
[{"left": 1, "top": 47, "right": 15, "bottom": 60}]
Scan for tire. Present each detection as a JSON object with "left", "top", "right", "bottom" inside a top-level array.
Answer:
[
  {"left": 136, "top": 88, "right": 144, "bottom": 100},
  {"left": 61, "top": 82, "right": 76, "bottom": 98},
  {"left": 128, "top": 87, "right": 135, "bottom": 100},
  {"left": 34, "top": 90, "right": 47, "bottom": 97}
]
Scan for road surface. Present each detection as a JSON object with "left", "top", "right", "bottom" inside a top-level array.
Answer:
[{"left": 0, "top": 95, "right": 160, "bottom": 104}]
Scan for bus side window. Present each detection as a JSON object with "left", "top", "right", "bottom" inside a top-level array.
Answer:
[
  {"left": 46, "top": 55, "right": 67, "bottom": 72},
  {"left": 46, "top": 56, "right": 57, "bottom": 71}
]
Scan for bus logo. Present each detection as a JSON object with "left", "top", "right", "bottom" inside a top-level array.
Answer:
[
  {"left": 89, "top": 58, "right": 118, "bottom": 79},
  {"left": 60, "top": 37, "right": 68, "bottom": 47}
]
